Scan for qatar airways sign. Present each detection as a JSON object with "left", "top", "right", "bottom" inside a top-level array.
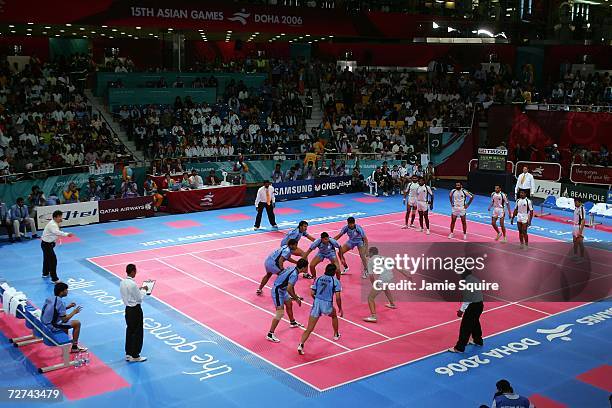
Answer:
[{"left": 130, "top": 7, "right": 304, "bottom": 26}]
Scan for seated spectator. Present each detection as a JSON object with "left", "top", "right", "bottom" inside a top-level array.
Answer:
[
  {"left": 0, "top": 201, "right": 14, "bottom": 242},
  {"left": 351, "top": 167, "right": 365, "bottom": 192},
  {"left": 143, "top": 176, "right": 163, "bottom": 210},
  {"left": 28, "top": 185, "right": 46, "bottom": 218},
  {"left": 121, "top": 176, "right": 139, "bottom": 199},
  {"left": 162, "top": 173, "right": 179, "bottom": 191},
  {"left": 40, "top": 282, "right": 87, "bottom": 353},
  {"left": 180, "top": 172, "right": 191, "bottom": 189},
  {"left": 101, "top": 176, "right": 117, "bottom": 200},
  {"left": 46, "top": 192, "right": 60, "bottom": 206},
  {"left": 271, "top": 163, "right": 284, "bottom": 183},
  {"left": 11, "top": 197, "right": 37, "bottom": 241},
  {"left": 303, "top": 161, "right": 316, "bottom": 180},
  {"left": 189, "top": 169, "right": 204, "bottom": 189},
  {"left": 205, "top": 170, "right": 221, "bottom": 186},
  {"left": 63, "top": 182, "right": 80, "bottom": 204},
  {"left": 490, "top": 379, "right": 534, "bottom": 408},
  {"left": 83, "top": 177, "right": 101, "bottom": 201}
]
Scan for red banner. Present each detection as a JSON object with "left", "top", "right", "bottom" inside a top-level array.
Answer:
[
  {"left": 515, "top": 161, "right": 562, "bottom": 181},
  {"left": 570, "top": 165, "right": 612, "bottom": 186},
  {"left": 166, "top": 185, "right": 246, "bottom": 213},
  {"left": 99, "top": 196, "right": 154, "bottom": 222}
]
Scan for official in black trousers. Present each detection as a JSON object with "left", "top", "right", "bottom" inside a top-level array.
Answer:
[
  {"left": 119, "top": 263, "right": 149, "bottom": 363},
  {"left": 448, "top": 270, "right": 484, "bottom": 353},
  {"left": 254, "top": 180, "right": 278, "bottom": 230},
  {"left": 41, "top": 210, "right": 74, "bottom": 283}
]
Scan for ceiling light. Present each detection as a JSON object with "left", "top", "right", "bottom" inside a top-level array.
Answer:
[
  {"left": 60, "top": 29, "right": 65, "bottom": 32},
  {"left": 101, "top": 33, "right": 106, "bottom": 36},
  {"left": 42, "top": 31, "right": 47, "bottom": 34},
  {"left": 91, "top": 31, "right": 96, "bottom": 34},
  {"left": 27, "top": 28, "right": 32, "bottom": 31},
  {"left": 26, "top": 33, "right": 31, "bottom": 36},
  {"left": 80, "top": 27, "right": 85, "bottom": 30},
  {"left": 121, "top": 32, "right": 125, "bottom": 35},
  {"left": 102, "top": 25, "right": 108, "bottom": 28},
  {"left": 136, "top": 26, "right": 141, "bottom": 29},
  {"left": 55, "top": 34, "right": 60, "bottom": 37},
  {"left": 8, "top": 25, "right": 14, "bottom": 28},
  {"left": 10, "top": 30, "right": 16, "bottom": 33},
  {"left": 112, "top": 28, "right": 117, "bottom": 32},
  {"left": 27, "top": 22, "right": 34, "bottom": 25},
  {"left": 45, "top": 26, "right": 51, "bottom": 29},
  {"left": 305, "top": 34, "right": 310, "bottom": 37},
  {"left": 66, "top": 23, "right": 72, "bottom": 27},
  {"left": 432, "top": 22, "right": 440, "bottom": 29},
  {"left": 109, "top": 36, "right": 114, "bottom": 38}
]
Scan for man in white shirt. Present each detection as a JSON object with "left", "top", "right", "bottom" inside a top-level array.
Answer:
[
  {"left": 41, "top": 210, "right": 74, "bottom": 282},
  {"left": 515, "top": 166, "right": 535, "bottom": 198},
  {"left": 254, "top": 180, "right": 277, "bottom": 230},
  {"left": 120, "top": 264, "right": 149, "bottom": 363},
  {"left": 188, "top": 169, "right": 204, "bottom": 189}
]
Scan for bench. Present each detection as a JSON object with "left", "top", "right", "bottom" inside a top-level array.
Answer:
[{"left": 0, "top": 283, "right": 82, "bottom": 373}]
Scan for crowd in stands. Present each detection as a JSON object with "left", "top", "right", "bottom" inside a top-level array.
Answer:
[{"left": 0, "top": 54, "right": 134, "bottom": 178}]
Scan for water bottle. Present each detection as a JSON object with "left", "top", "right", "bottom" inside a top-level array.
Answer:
[{"left": 74, "top": 352, "right": 82, "bottom": 369}]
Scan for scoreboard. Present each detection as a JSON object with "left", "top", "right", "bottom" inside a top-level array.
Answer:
[{"left": 477, "top": 148, "right": 507, "bottom": 172}]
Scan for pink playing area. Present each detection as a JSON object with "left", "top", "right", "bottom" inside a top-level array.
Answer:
[
  {"left": 88, "top": 212, "right": 601, "bottom": 391},
  {"left": 274, "top": 207, "right": 301, "bottom": 215},
  {"left": 104, "top": 226, "right": 144, "bottom": 236},
  {"left": 353, "top": 197, "right": 384, "bottom": 204},
  {"left": 164, "top": 220, "right": 202, "bottom": 229},
  {"left": 218, "top": 213, "right": 253, "bottom": 222}
]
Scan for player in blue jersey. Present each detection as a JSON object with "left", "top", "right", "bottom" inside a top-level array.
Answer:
[
  {"left": 280, "top": 220, "right": 315, "bottom": 256},
  {"left": 257, "top": 239, "right": 300, "bottom": 295},
  {"left": 334, "top": 217, "right": 369, "bottom": 278},
  {"left": 302, "top": 232, "right": 342, "bottom": 280},
  {"left": 266, "top": 259, "right": 309, "bottom": 343},
  {"left": 297, "top": 264, "right": 343, "bottom": 355}
]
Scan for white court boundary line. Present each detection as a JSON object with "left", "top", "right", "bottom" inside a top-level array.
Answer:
[
  {"left": 94, "top": 215, "right": 406, "bottom": 268},
  {"left": 86, "top": 257, "right": 325, "bottom": 393},
  {"left": 86, "top": 210, "right": 610, "bottom": 392}
]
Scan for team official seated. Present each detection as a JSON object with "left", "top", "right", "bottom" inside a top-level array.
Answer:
[{"left": 10, "top": 197, "right": 37, "bottom": 241}]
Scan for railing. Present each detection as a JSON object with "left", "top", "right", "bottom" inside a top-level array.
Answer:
[{"left": 525, "top": 104, "right": 612, "bottom": 113}]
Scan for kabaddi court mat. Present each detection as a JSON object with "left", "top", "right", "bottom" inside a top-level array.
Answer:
[{"left": 0, "top": 189, "right": 610, "bottom": 408}]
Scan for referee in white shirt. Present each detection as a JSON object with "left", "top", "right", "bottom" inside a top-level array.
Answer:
[
  {"left": 120, "top": 264, "right": 149, "bottom": 363},
  {"left": 515, "top": 166, "right": 535, "bottom": 198},
  {"left": 41, "top": 210, "right": 74, "bottom": 283},
  {"left": 254, "top": 180, "right": 278, "bottom": 230}
]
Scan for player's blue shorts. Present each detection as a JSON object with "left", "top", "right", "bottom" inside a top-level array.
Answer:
[
  {"left": 315, "top": 252, "right": 336, "bottom": 262},
  {"left": 310, "top": 299, "right": 334, "bottom": 317},
  {"left": 265, "top": 258, "right": 281, "bottom": 275},
  {"left": 346, "top": 240, "right": 364, "bottom": 250},
  {"left": 272, "top": 288, "right": 289, "bottom": 308}
]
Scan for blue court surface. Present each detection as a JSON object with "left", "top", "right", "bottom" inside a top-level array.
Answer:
[{"left": 0, "top": 189, "right": 610, "bottom": 408}]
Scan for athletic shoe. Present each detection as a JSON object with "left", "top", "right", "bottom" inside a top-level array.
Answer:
[
  {"left": 409, "top": 224, "right": 415, "bottom": 229},
  {"left": 502, "top": 237, "right": 507, "bottom": 243},
  {"left": 127, "top": 356, "right": 147, "bottom": 363},
  {"left": 289, "top": 320, "right": 304, "bottom": 329},
  {"left": 302, "top": 273, "right": 313, "bottom": 279},
  {"left": 519, "top": 243, "right": 524, "bottom": 249},
  {"left": 256, "top": 289, "right": 263, "bottom": 296},
  {"left": 267, "top": 333, "right": 280, "bottom": 343},
  {"left": 297, "top": 344, "right": 305, "bottom": 355},
  {"left": 31, "top": 234, "right": 39, "bottom": 239},
  {"left": 385, "top": 303, "right": 397, "bottom": 309},
  {"left": 272, "top": 225, "right": 279, "bottom": 229},
  {"left": 333, "top": 333, "right": 341, "bottom": 341},
  {"left": 468, "top": 340, "right": 484, "bottom": 347},
  {"left": 495, "top": 232, "right": 501, "bottom": 241},
  {"left": 383, "top": 192, "right": 388, "bottom": 197},
  {"left": 447, "top": 347, "right": 463, "bottom": 353},
  {"left": 363, "top": 316, "right": 378, "bottom": 323},
  {"left": 426, "top": 229, "right": 430, "bottom": 235},
  {"left": 401, "top": 225, "right": 409, "bottom": 229},
  {"left": 125, "top": 355, "right": 131, "bottom": 361},
  {"left": 448, "top": 233, "right": 454, "bottom": 239},
  {"left": 253, "top": 227, "right": 259, "bottom": 230},
  {"left": 463, "top": 234, "right": 467, "bottom": 240},
  {"left": 417, "top": 227, "right": 423, "bottom": 232},
  {"left": 70, "top": 344, "right": 88, "bottom": 353}
]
